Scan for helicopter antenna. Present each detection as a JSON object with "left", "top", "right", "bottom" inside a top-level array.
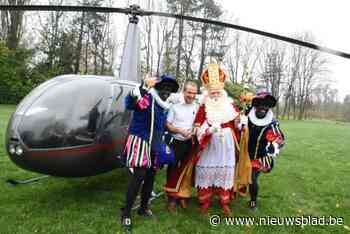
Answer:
[{"left": 1, "top": 4, "right": 350, "bottom": 59}]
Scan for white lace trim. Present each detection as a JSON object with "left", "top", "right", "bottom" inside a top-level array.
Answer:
[
  {"left": 195, "top": 120, "right": 236, "bottom": 190},
  {"left": 248, "top": 107, "right": 273, "bottom": 126},
  {"left": 149, "top": 88, "right": 170, "bottom": 110},
  {"left": 195, "top": 166, "right": 235, "bottom": 190}
]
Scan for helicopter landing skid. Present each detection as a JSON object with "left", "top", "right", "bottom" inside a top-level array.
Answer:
[{"left": 6, "top": 175, "right": 50, "bottom": 185}]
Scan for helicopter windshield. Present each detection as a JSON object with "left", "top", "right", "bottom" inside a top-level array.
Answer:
[{"left": 17, "top": 77, "right": 111, "bottom": 149}]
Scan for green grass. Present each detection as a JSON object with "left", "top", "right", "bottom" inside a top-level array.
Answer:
[{"left": 0, "top": 104, "right": 349, "bottom": 234}]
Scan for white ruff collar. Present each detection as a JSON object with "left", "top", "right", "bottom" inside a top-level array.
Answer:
[
  {"left": 204, "top": 92, "right": 238, "bottom": 125},
  {"left": 248, "top": 107, "right": 273, "bottom": 126},
  {"left": 149, "top": 88, "right": 170, "bottom": 110}
]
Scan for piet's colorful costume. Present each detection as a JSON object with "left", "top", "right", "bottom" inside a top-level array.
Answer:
[
  {"left": 194, "top": 64, "right": 240, "bottom": 216},
  {"left": 120, "top": 75, "right": 179, "bottom": 231},
  {"left": 237, "top": 91, "right": 285, "bottom": 209},
  {"left": 123, "top": 88, "right": 168, "bottom": 168}
]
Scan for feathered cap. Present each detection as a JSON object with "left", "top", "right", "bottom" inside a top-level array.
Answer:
[
  {"left": 154, "top": 74, "right": 179, "bottom": 93},
  {"left": 252, "top": 91, "right": 277, "bottom": 108}
]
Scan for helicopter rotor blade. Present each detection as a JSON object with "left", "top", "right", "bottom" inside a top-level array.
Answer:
[
  {"left": 0, "top": 4, "right": 132, "bottom": 14},
  {"left": 1, "top": 4, "right": 350, "bottom": 59},
  {"left": 147, "top": 10, "right": 350, "bottom": 59}
]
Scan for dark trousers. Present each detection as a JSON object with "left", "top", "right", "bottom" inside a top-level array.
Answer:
[
  {"left": 122, "top": 167, "right": 156, "bottom": 217},
  {"left": 249, "top": 169, "right": 260, "bottom": 202},
  {"left": 166, "top": 139, "right": 192, "bottom": 202}
]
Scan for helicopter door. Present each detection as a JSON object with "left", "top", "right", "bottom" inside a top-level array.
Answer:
[{"left": 103, "top": 84, "right": 133, "bottom": 130}]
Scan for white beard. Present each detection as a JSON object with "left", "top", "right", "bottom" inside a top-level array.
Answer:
[{"left": 204, "top": 91, "right": 238, "bottom": 125}]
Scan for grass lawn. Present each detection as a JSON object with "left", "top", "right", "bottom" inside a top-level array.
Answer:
[{"left": 0, "top": 104, "right": 349, "bottom": 234}]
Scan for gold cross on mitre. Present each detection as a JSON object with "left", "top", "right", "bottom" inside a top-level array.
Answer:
[{"left": 202, "top": 63, "right": 225, "bottom": 90}]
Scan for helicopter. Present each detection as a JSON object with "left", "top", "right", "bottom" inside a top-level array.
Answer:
[{"left": 1, "top": 4, "right": 350, "bottom": 180}]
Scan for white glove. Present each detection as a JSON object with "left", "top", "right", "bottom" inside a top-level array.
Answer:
[
  {"left": 266, "top": 141, "right": 280, "bottom": 157},
  {"left": 130, "top": 86, "right": 142, "bottom": 100}
]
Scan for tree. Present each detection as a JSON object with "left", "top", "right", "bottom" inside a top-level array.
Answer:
[
  {"left": 282, "top": 44, "right": 301, "bottom": 119},
  {"left": 296, "top": 47, "right": 329, "bottom": 120},
  {"left": 227, "top": 30, "right": 241, "bottom": 83},
  {"left": 196, "top": 0, "right": 225, "bottom": 79},
  {"left": 0, "top": 42, "right": 36, "bottom": 103},
  {"left": 182, "top": 21, "right": 198, "bottom": 80},
  {"left": 343, "top": 95, "right": 350, "bottom": 122},
  {"left": 57, "top": 31, "right": 75, "bottom": 73},
  {"left": 278, "top": 33, "right": 330, "bottom": 120},
  {"left": 166, "top": 0, "right": 199, "bottom": 80},
  {"left": 155, "top": 18, "right": 176, "bottom": 76},
  {"left": 41, "top": 0, "right": 113, "bottom": 75},
  {"left": 259, "top": 41, "right": 286, "bottom": 118},
  {"left": 0, "top": 0, "right": 30, "bottom": 50},
  {"left": 37, "top": 0, "right": 64, "bottom": 70}
]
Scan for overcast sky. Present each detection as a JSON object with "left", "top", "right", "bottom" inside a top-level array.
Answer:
[{"left": 220, "top": 0, "right": 350, "bottom": 100}]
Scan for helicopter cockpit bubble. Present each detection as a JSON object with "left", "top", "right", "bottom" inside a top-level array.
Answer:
[
  {"left": 5, "top": 75, "right": 135, "bottom": 177},
  {"left": 15, "top": 76, "right": 110, "bottom": 149}
]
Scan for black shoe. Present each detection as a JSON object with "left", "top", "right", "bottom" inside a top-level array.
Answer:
[
  {"left": 121, "top": 216, "right": 132, "bottom": 232},
  {"left": 249, "top": 200, "right": 257, "bottom": 211},
  {"left": 137, "top": 208, "right": 153, "bottom": 217}
]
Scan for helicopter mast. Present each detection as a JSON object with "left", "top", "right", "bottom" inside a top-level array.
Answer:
[{"left": 117, "top": 4, "right": 141, "bottom": 82}]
